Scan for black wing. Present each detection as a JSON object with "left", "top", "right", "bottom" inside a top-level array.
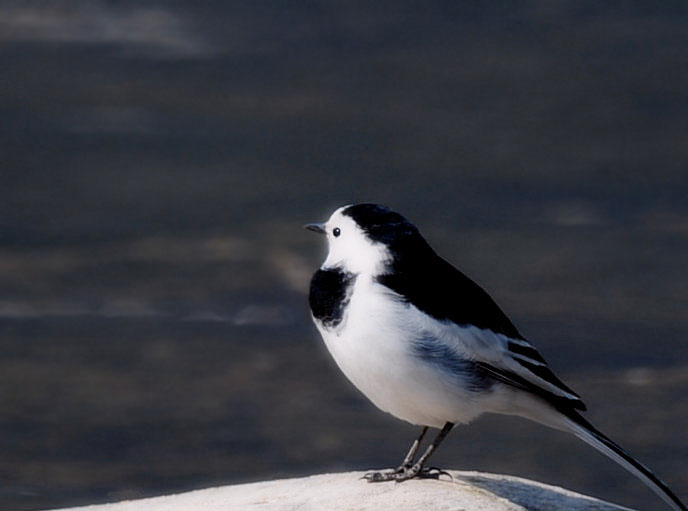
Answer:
[{"left": 378, "top": 249, "right": 585, "bottom": 411}]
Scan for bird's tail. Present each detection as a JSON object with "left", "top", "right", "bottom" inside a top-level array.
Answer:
[{"left": 562, "top": 410, "right": 686, "bottom": 511}]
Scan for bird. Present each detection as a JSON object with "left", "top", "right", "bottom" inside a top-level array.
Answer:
[{"left": 304, "top": 203, "right": 686, "bottom": 511}]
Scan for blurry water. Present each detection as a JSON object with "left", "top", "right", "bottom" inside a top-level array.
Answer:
[{"left": 1, "top": 2, "right": 687, "bottom": 509}]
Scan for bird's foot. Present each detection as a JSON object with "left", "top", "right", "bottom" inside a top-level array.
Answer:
[
  {"left": 363, "top": 464, "right": 450, "bottom": 483},
  {"left": 363, "top": 466, "right": 415, "bottom": 482},
  {"left": 418, "top": 466, "right": 452, "bottom": 480}
]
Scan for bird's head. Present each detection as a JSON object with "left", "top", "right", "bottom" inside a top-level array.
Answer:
[{"left": 305, "top": 203, "right": 431, "bottom": 275}]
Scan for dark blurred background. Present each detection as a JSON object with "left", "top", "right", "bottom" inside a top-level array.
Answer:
[{"left": 1, "top": 1, "right": 687, "bottom": 510}]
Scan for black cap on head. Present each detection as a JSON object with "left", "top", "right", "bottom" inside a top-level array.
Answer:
[{"left": 341, "top": 203, "right": 432, "bottom": 260}]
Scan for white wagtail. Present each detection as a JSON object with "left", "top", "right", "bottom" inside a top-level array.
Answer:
[{"left": 305, "top": 203, "right": 686, "bottom": 511}]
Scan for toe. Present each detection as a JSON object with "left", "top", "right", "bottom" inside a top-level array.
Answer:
[{"left": 363, "top": 471, "right": 388, "bottom": 483}]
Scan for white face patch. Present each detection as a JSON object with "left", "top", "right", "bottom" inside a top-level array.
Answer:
[{"left": 321, "top": 206, "right": 392, "bottom": 276}]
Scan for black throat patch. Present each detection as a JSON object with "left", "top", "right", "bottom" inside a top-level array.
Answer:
[{"left": 309, "top": 268, "right": 356, "bottom": 329}]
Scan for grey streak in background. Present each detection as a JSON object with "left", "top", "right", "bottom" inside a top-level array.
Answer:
[{"left": 0, "top": 3, "right": 215, "bottom": 57}]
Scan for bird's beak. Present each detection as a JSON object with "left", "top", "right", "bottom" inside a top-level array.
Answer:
[{"left": 304, "top": 222, "right": 327, "bottom": 235}]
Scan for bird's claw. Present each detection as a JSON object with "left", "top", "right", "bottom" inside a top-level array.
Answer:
[
  {"left": 418, "top": 466, "right": 452, "bottom": 480},
  {"left": 363, "top": 464, "right": 417, "bottom": 482},
  {"left": 363, "top": 465, "right": 449, "bottom": 483}
]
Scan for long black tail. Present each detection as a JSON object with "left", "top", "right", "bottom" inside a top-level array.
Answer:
[{"left": 563, "top": 410, "right": 686, "bottom": 510}]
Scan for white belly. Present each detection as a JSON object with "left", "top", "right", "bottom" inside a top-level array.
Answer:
[{"left": 314, "top": 276, "right": 487, "bottom": 428}]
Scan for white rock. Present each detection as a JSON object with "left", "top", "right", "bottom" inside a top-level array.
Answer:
[{"left": 54, "top": 471, "right": 633, "bottom": 511}]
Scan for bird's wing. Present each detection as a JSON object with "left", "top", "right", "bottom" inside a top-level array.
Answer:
[
  {"left": 378, "top": 252, "right": 585, "bottom": 410},
  {"left": 460, "top": 328, "right": 586, "bottom": 411}
]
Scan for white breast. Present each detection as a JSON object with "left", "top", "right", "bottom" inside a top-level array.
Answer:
[{"left": 314, "top": 275, "right": 490, "bottom": 428}]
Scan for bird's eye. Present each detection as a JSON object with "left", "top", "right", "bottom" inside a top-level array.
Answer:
[{"left": 333, "top": 227, "right": 341, "bottom": 237}]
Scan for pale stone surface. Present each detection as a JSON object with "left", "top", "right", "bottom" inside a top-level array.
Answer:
[{"left": 54, "top": 471, "right": 634, "bottom": 511}]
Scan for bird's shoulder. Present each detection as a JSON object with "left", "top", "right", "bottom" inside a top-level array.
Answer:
[{"left": 376, "top": 251, "right": 523, "bottom": 339}]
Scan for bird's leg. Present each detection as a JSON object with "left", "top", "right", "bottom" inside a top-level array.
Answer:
[
  {"left": 394, "top": 426, "right": 428, "bottom": 472},
  {"left": 364, "top": 422, "right": 454, "bottom": 482},
  {"left": 363, "top": 426, "right": 427, "bottom": 481},
  {"left": 405, "top": 422, "right": 454, "bottom": 480}
]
